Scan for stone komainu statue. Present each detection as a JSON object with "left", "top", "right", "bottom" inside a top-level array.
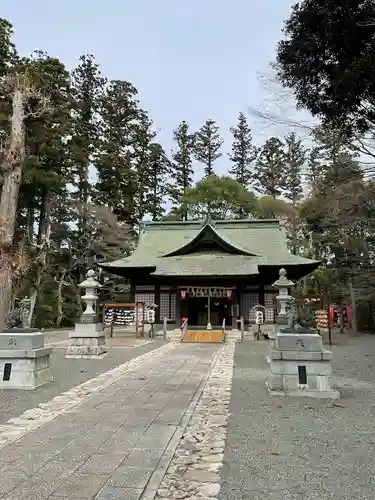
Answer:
[
  {"left": 286, "top": 298, "right": 316, "bottom": 331},
  {"left": 5, "top": 308, "right": 23, "bottom": 329},
  {"left": 5, "top": 297, "right": 31, "bottom": 329}
]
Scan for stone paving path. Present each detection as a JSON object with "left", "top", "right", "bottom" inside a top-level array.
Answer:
[
  {"left": 0, "top": 339, "right": 164, "bottom": 426},
  {"left": 0, "top": 342, "right": 233, "bottom": 500}
]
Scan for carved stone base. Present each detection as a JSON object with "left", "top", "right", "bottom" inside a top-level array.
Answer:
[
  {"left": 66, "top": 323, "right": 107, "bottom": 358},
  {"left": 267, "top": 332, "right": 340, "bottom": 399}
]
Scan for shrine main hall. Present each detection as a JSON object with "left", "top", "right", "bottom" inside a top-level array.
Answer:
[{"left": 101, "top": 217, "right": 320, "bottom": 330}]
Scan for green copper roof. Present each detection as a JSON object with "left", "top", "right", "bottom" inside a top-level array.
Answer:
[
  {"left": 162, "top": 222, "right": 256, "bottom": 257},
  {"left": 102, "top": 218, "right": 320, "bottom": 277}
]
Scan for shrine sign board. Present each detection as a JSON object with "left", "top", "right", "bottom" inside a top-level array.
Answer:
[{"left": 179, "top": 286, "right": 234, "bottom": 298}]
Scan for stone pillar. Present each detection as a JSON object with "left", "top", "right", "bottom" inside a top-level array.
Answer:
[
  {"left": 66, "top": 269, "right": 107, "bottom": 358},
  {"left": 267, "top": 268, "right": 340, "bottom": 399}
]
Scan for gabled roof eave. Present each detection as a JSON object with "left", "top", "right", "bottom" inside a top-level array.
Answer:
[{"left": 161, "top": 223, "right": 257, "bottom": 257}]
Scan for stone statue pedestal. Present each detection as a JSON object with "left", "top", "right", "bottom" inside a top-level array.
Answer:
[
  {"left": 267, "top": 328, "right": 340, "bottom": 399},
  {"left": 66, "top": 322, "right": 107, "bottom": 358},
  {"left": 267, "top": 268, "right": 340, "bottom": 399},
  {"left": 0, "top": 329, "right": 52, "bottom": 390}
]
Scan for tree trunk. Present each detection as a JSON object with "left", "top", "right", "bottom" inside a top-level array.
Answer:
[
  {"left": 27, "top": 207, "right": 34, "bottom": 243},
  {"left": 0, "top": 85, "right": 26, "bottom": 329},
  {"left": 28, "top": 193, "right": 52, "bottom": 326},
  {"left": 291, "top": 203, "right": 297, "bottom": 254},
  {"left": 348, "top": 277, "right": 358, "bottom": 334},
  {"left": 56, "top": 270, "right": 66, "bottom": 327}
]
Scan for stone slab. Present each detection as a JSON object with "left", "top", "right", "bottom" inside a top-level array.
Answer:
[
  {"left": 275, "top": 332, "right": 323, "bottom": 352},
  {"left": 0, "top": 347, "right": 52, "bottom": 359},
  {"left": 0, "top": 332, "right": 45, "bottom": 350},
  {"left": 0, "top": 362, "right": 52, "bottom": 390},
  {"left": 268, "top": 372, "right": 335, "bottom": 390},
  {"left": 94, "top": 487, "right": 143, "bottom": 500},
  {"left": 0, "top": 341, "right": 52, "bottom": 390},
  {"left": 0, "top": 354, "right": 50, "bottom": 370},
  {"left": 322, "top": 349, "right": 333, "bottom": 360},
  {"left": 69, "top": 322, "right": 104, "bottom": 338},
  {"left": 268, "top": 388, "right": 340, "bottom": 399},
  {"left": 270, "top": 350, "right": 327, "bottom": 361},
  {"left": 268, "top": 349, "right": 282, "bottom": 359},
  {"left": 69, "top": 336, "right": 106, "bottom": 347},
  {"left": 65, "top": 345, "right": 107, "bottom": 357},
  {"left": 269, "top": 359, "right": 332, "bottom": 376}
]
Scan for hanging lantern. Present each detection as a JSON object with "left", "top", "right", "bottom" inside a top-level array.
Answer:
[
  {"left": 226, "top": 289, "right": 232, "bottom": 300},
  {"left": 180, "top": 290, "right": 187, "bottom": 300}
]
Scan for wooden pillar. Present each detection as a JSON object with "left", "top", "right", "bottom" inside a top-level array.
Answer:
[
  {"left": 155, "top": 284, "right": 160, "bottom": 323},
  {"left": 175, "top": 288, "right": 180, "bottom": 328},
  {"left": 259, "top": 283, "right": 265, "bottom": 306},
  {"left": 232, "top": 287, "right": 239, "bottom": 329},
  {"left": 236, "top": 286, "right": 242, "bottom": 325},
  {"left": 130, "top": 282, "right": 135, "bottom": 302}
]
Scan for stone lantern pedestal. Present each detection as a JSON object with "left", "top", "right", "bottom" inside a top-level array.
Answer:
[
  {"left": 66, "top": 270, "right": 107, "bottom": 358},
  {"left": 267, "top": 268, "right": 340, "bottom": 399}
]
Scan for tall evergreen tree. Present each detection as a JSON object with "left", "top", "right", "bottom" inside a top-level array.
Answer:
[
  {"left": 312, "top": 126, "right": 362, "bottom": 192},
  {"left": 70, "top": 54, "right": 106, "bottom": 274},
  {"left": 313, "top": 125, "right": 352, "bottom": 164},
  {"left": 193, "top": 119, "right": 223, "bottom": 176},
  {"left": 0, "top": 19, "right": 18, "bottom": 152},
  {"left": 0, "top": 18, "right": 17, "bottom": 75},
  {"left": 229, "top": 112, "right": 258, "bottom": 188},
  {"left": 169, "top": 120, "right": 194, "bottom": 220},
  {"left": 283, "top": 132, "right": 305, "bottom": 254},
  {"left": 132, "top": 110, "right": 156, "bottom": 223},
  {"left": 283, "top": 132, "right": 304, "bottom": 206},
  {"left": 254, "top": 137, "right": 285, "bottom": 198},
  {"left": 306, "top": 146, "right": 322, "bottom": 194},
  {"left": 20, "top": 51, "right": 73, "bottom": 324},
  {"left": 0, "top": 48, "right": 55, "bottom": 327},
  {"left": 146, "top": 142, "right": 171, "bottom": 221},
  {"left": 94, "top": 79, "right": 140, "bottom": 226}
]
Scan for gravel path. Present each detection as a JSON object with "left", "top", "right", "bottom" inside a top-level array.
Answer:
[
  {"left": 0, "top": 340, "right": 166, "bottom": 425},
  {"left": 218, "top": 334, "right": 375, "bottom": 500}
]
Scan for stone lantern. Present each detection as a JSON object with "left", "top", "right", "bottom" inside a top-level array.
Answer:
[
  {"left": 273, "top": 268, "right": 295, "bottom": 327},
  {"left": 66, "top": 269, "right": 107, "bottom": 358},
  {"left": 79, "top": 269, "right": 99, "bottom": 323}
]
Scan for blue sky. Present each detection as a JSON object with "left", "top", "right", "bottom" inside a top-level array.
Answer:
[{"left": 3, "top": 1, "right": 308, "bottom": 178}]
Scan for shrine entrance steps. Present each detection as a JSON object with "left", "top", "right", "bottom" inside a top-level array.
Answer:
[{"left": 182, "top": 330, "right": 225, "bottom": 343}]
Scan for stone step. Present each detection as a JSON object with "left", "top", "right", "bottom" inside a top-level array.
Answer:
[{"left": 182, "top": 331, "right": 225, "bottom": 343}]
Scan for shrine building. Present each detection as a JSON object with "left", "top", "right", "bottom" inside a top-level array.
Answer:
[{"left": 100, "top": 217, "right": 320, "bottom": 331}]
